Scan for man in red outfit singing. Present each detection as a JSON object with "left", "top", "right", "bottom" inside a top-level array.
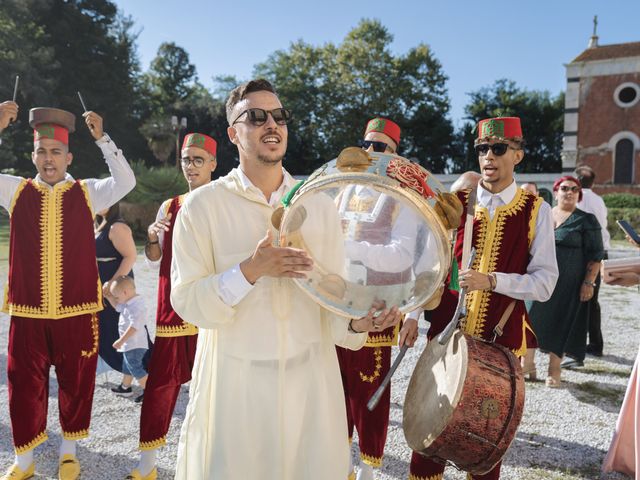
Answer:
[
  {"left": 0, "top": 100, "right": 135, "bottom": 480},
  {"left": 407, "top": 117, "right": 558, "bottom": 480}
]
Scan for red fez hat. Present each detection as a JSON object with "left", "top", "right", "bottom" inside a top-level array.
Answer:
[
  {"left": 476, "top": 117, "right": 523, "bottom": 144},
  {"left": 182, "top": 133, "right": 217, "bottom": 157},
  {"left": 29, "top": 108, "right": 76, "bottom": 146},
  {"left": 365, "top": 117, "right": 401, "bottom": 146}
]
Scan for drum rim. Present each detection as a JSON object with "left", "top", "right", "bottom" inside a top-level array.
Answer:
[
  {"left": 278, "top": 164, "right": 451, "bottom": 318},
  {"left": 403, "top": 330, "right": 468, "bottom": 449}
]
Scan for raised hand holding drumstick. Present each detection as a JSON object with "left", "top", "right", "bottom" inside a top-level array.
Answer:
[
  {"left": 83, "top": 110, "right": 104, "bottom": 140},
  {"left": 0, "top": 101, "right": 18, "bottom": 132}
]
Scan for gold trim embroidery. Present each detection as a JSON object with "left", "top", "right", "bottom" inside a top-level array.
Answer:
[
  {"left": 139, "top": 437, "right": 166, "bottom": 450},
  {"left": 15, "top": 430, "right": 48, "bottom": 454},
  {"left": 155, "top": 322, "right": 198, "bottom": 337},
  {"left": 81, "top": 313, "right": 99, "bottom": 358},
  {"left": 464, "top": 189, "right": 528, "bottom": 338},
  {"left": 4, "top": 181, "right": 103, "bottom": 319},
  {"left": 361, "top": 452, "right": 383, "bottom": 467},
  {"left": 79, "top": 180, "right": 94, "bottom": 217},
  {"left": 62, "top": 429, "right": 89, "bottom": 440},
  {"left": 365, "top": 323, "right": 399, "bottom": 347},
  {"left": 409, "top": 474, "right": 443, "bottom": 480},
  {"left": 7, "top": 178, "right": 28, "bottom": 217},
  {"left": 528, "top": 196, "right": 543, "bottom": 248},
  {"left": 359, "top": 347, "right": 383, "bottom": 383}
]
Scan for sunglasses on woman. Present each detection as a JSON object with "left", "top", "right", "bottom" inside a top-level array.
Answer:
[
  {"left": 559, "top": 185, "right": 580, "bottom": 193},
  {"left": 474, "top": 143, "right": 518, "bottom": 157},
  {"left": 232, "top": 108, "right": 292, "bottom": 126},
  {"left": 360, "top": 140, "right": 391, "bottom": 153}
]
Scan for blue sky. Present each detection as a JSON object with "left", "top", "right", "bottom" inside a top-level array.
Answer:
[{"left": 113, "top": 0, "right": 640, "bottom": 127}]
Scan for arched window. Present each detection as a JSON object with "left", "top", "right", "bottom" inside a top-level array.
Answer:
[{"left": 614, "top": 138, "right": 634, "bottom": 184}]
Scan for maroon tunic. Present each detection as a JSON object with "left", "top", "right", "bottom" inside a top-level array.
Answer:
[
  {"left": 4, "top": 179, "right": 101, "bottom": 318},
  {"left": 155, "top": 195, "right": 198, "bottom": 337},
  {"left": 140, "top": 195, "right": 198, "bottom": 449}
]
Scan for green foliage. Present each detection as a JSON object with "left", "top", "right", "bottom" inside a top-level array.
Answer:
[
  {"left": 141, "top": 42, "right": 197, "bottom": 113},
  {"left": 254, "top": 19, "right": 454, "bottom": 174},
  {"left": 607, "top": 208, "right": 640, "bottom": 241},
  {"left": 453, "top": 79, "right": 564, "bottom": 173},
  {"left": 0, "top": 0, "right": 146, "bottom": 178},
  {"left": 603, "top": 193, "right": 640, "bottom": 208},
  {"left": 124, "top": 161, "right": 187, "bottom": 204}
]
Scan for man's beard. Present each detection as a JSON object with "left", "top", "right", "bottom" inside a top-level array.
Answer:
[{"left": 257, "top": 153, "right": 284, "bottom": 165}]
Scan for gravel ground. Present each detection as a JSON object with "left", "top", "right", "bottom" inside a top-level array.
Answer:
[{"left": 0, "top": 248, "right": 638, "bottom": 480}]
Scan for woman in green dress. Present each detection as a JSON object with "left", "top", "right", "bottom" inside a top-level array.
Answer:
[{"left": 526, "top": 176, "right": 604, "bottom": 387}]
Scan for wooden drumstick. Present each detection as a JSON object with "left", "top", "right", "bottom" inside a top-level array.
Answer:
[
  {"left": 12, "top": 76, "right": 19, "bottom": 103},
  {"left": 77, "top": 91, "right": 88, "bottom": 112},
  {"left": 367, "top": 345, "right": 408, "bottom": 411}
]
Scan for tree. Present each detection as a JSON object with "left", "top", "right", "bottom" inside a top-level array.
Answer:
[
  {"left": 142, "top": 42, "right": 197, "bottom": 112},
  {"left": 452, "top": 79, "right": 564, "bottom": 173},
  {"left": 254, "top": 19, "right": 454, "bottom": 174},
  {"left": 0, "top": 0, "right": 144, "bottom": 178}
]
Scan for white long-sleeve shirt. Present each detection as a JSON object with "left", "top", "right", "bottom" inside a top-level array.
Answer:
[
  {"left": 407, "top": 181, "right": 559, "bottom": 322},
  {"left": 216, "top": 167, "right": 297, "bottom": 307},
  {"left": 477, "top": 180, "right": 558, "bottom": 302},
  {"left": 578, "top": 188, "right": 611, "bottom": 251},
  {"left": 0, "top": 133, "right": 135, "bottom": 213}
]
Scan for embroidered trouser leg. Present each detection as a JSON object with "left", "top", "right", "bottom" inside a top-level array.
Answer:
[
  {"left": 336, "top": 345, "right": 391, "bottom": 467},
  {"left": 409, "top": 452, "right": 502, "bottom": 480},
  {"left": 139, "top": 334, "right": 198, "bottom": 449},
  {"left": 7, "top": 313, "right": 99, "bottom": 452}
]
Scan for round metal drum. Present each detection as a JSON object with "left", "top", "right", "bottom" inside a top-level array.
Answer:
[{"left": 277, "top": 148, "right": 451, "bottom": 318}]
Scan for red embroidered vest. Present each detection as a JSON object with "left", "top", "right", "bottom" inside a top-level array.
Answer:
[
  {"left": 343, "top": 190, "right": 403, "bottom": 347},
  {"left": 429, "top": 188, "right": 542, "bottom": 355},
  {"left": 3, "top": 179, "right": 102, "bottom": 319},
  {"left": 155, "top": 195, "right": 197, "bottom": 337}
]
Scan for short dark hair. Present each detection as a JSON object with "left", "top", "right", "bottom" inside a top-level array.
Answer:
[
  {"left": 575, "top": 164, "right": 595, "bottom": 188},
  {"left": 226, "top": 79, "right": 277, "bottom": 125}
]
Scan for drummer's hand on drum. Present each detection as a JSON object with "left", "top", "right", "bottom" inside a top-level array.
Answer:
[
  {"left": 240, "top": 230, "right": 313, "bottom": 284},
  {"left": 351, "top": 306, "right": 403, "bottom": 333},
  {"left": 458, "top": 268, "right": 493, "bottom": 292},
  {"left": 399, "top": 317, "right": 419, "bottom": 347}
]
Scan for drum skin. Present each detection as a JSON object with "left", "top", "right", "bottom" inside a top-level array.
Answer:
[
  {"left": 277, "top": 150, "right": 451, "bottom": 319},
  {"left": 403, "top": 330, "right": 524, "bottom": 474}
]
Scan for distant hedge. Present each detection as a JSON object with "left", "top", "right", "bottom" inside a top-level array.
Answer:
[
  {"left": 124, "top": 161, "right": 188, "bottom": 205},
  {"left": 603, "top": 193, "right": 640, "bottom": 209},
  {"left": 607, "top": 208, "right": 640, "bottom": 241}
]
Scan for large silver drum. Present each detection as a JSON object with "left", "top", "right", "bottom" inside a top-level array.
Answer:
[{"left": 275, "top": 147, "right": 451, "bottom": 319}]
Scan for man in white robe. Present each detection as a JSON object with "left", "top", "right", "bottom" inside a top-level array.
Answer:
[{"left": 169, "top": 79, "right": 402, "bottom": 480}]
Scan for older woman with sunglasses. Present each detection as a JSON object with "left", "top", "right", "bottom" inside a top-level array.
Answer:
[{"left": 526, "top": 176, "right": 604, "bottom": 387}]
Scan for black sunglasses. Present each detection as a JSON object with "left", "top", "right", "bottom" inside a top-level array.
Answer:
[
  {"left": 232, "top": 108, "right": 292, "bottom": 126},
  {"left": 361, "top": 140, "right": 391, "bottom": 153},
  {"left": 559, "top": 185, "right": 580, "bottom": 193},
  {"left": 474, "top": 142, "right": 518, "bottom": 157}
]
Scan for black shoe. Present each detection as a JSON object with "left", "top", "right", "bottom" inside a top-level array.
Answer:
[
  {"left": 586, "top": 345, "right": 603, "bottom": 357},
  {"left": 111, "top": 384, "right": 133, "bottom": 396},
  {"left": 134, "top": 393, "right": 144, "bottom": 403},
  {"left": 560, "top": 358, "right": 584, "bottom": 369}
]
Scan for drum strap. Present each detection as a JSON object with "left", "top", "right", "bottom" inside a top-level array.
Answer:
[{"left": 492, "top": 300, "right": 516, "bottom": 341}]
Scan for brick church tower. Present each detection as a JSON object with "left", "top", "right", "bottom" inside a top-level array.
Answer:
[{"left": 562, "top": 19, "right": 640, "bottom": 194}]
